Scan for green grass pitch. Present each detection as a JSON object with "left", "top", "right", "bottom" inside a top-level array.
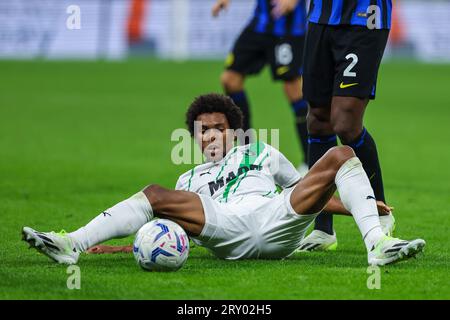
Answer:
[{"left": 0, "top": 59, "right": 449, "bottom": 300}]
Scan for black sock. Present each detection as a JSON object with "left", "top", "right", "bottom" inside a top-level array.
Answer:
[
  {"left": 291, "top": 99, "right": 309, "bottom": 163},
  {"left": 344, "top": 128, "right": 386, "bottom": 202},
  {"left": 308, "top": 134, "right": 338, "bottom": 235},
  {"left": 228, "top": 91, "right": 251, "bottom": 132}
]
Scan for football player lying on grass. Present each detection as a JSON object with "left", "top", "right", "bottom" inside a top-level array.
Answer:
[
  {"left": 22, "top": 94, "right": 425, "bottom": 266},
  {"left": 87, "top": 198, "right": 393, "bottom": 254}
]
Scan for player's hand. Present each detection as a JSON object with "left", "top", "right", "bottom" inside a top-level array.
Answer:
[
  {"left": 86, "top": 245, "right": 132, "bottom": 254},
  {"left": 376, "top": 201, "right": 394, "bottom": 216},
  {"left": 212, "top": 0, "right": 230, "bottom": 17},
  {"left": 271, "top": 0, "right": 298, "bottom": 19}
]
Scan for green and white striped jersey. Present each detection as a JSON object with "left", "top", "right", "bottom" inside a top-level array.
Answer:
[{"left": 175, "top": 142, "right": 301, "bottom": 203}]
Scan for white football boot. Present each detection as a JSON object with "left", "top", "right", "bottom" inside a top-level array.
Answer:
[
  {"left": 297, "top": 230, "right": 338, "bottom": 252},
  {"left": 297, "top": 213, "right": 394, "bottom": 252},
  {"left": 22, "top": 227, "right": 79, "bottom": 265},
  {"left": 368, "top": 235, "right": 426, "bottom": 266},
  {"left": 379, "top": 213, "right": 396, "bottom": 236}
]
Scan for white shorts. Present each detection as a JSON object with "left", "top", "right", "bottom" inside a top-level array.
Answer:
[{"left": 193, "top": 188, "right": 318, "bottom": 260}]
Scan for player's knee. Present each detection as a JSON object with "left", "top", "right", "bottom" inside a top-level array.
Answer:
[
  {"left": 332, "top": 122, "right": 361, "bottom": 143},
  {"left": 307, "top": 109, "right": 332, "bottom": 135},
  {"left": 325, "top": 146, "right": 355, "bottom": 169},
  {"left": 283, "top": 78, "right": 302, "bottom": 100},
  {"left": 331, "top": 98, "right": 365, "bottom": 143},
  {"left": 220, "top": 71, "right": 244, "bottom": 93},
  {"left": 142, "top": 184, "right": 166, "bottom": 211}
]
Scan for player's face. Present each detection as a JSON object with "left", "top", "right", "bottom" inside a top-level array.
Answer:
[{"left": 195, "top": 112, "right": 235, "bottom": 162}]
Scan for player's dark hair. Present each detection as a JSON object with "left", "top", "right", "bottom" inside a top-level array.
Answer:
[{"left": 186, "top": 93, "right": 244, "bottom": 136}]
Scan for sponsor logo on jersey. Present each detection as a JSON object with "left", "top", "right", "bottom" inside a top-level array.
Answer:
[{"left": 208, "top": 164, "right": 262, "bottom": 196}]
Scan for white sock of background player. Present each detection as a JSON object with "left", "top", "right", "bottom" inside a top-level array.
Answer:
[{"left": 69, "top": 191, "right": 153, "bottom": 252}]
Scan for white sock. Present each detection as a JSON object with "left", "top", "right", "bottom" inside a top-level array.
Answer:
[
  {"left": 335, "top": 157, "right": 385, "bottom": 251},
  {"left": 69, "top": 191, "right": 153, "bottom": 252}
]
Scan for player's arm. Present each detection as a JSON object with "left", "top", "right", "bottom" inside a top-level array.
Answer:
[
  {"left": 271, "top": 0, "right": 299, "bottom": 18},
  {"left": 288, "top": 177, "right": 392, "bottom": 216},
  {"left": 212, "top": 0, "right": 230, "bottom": 17},
  {"left": 87, "top": 245, "right": 132, "bottom": 254},
  {"left": 324, "top": 196, "right": 393, "bottom": 216}
]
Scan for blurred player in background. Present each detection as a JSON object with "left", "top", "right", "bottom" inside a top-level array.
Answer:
[
  {"left": 299, "top": 0, "right": 394, "bottom": 251},
  {"left": 212, "top": 0, "right": 309, "bottom": 174}
]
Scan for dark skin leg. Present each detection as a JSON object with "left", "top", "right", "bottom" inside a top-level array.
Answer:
[
  {"left": 307, "top": 96, "right": 369, "bottom": 142},
  {"left": 307, "top": 101, "right": 333, "bottom": 136},
  {"left": 142, "top": 185, "right": 205, "bottom": 237},
  {"left": 306, "top": 96, "right": 387, "bottom": 234},
  {"left": 86, "top": 188, "right": 206, "bottom": 255},
  {"left": 331, "top": 96, "right": 369, "bottom": 143},
  {"left": 221, "top": 70, "right": 245, "bottom": 94},
  {"left": 283, "top": 77, "right": 303, "bottom": 101},
  {"left": 306, "top": 96, "right": 369, "bottom": 214},
  {"left": 289, "top": 146, "right": 356, "bottom": 215}
]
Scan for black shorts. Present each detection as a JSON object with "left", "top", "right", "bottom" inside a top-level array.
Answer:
[
  {"left": 226, "top": 27, "right": 305, "bottom": 81},
  {"left": 303, "top": 23, "right": 390, "bottom": 106}
]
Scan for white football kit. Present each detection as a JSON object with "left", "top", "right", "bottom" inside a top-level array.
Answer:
[{"left": 175, "top": 142, "right": 318, "bottom": 259}]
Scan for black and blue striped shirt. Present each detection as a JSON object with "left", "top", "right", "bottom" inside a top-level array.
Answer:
[
  {"left": 249, "top": 0, "right": 307, "bottom": 37},
  {"left": 309, "top": 0, "right": 392, "bottom": 29}
]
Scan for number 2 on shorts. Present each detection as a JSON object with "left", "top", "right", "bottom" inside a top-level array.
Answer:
[{"left": 344, "top": 53, "right": 358, "bottom": 77}]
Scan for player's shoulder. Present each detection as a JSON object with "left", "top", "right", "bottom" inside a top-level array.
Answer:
[
  {"left": 176, "top": 168, "right": 194, "bottom": 183},
  {"left": 175, "top": 162, "right": 215, "bottom": 190},
  {"left": 237, "top": 141, "right": 275, "bottom": 153},
  {"left": 235, "top": 142, "right": 285, "bottom": 163}
]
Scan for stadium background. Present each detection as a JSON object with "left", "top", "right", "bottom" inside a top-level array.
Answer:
[
  {"left": 1, "top": 0, "right": 450, "bottom": 61},
  {"left": 0, "top": 0, "right": 449, "bottom": 299}
]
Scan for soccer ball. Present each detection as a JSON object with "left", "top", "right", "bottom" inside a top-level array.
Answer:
[{"left": 133, "top": 219, "right": 189, "bottom": 272}]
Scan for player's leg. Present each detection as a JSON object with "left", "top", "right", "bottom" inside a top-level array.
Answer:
[
  {"left": 221, "top": 27, "right": 266, "bottom": 138},
  {"left": 291, "top": 146, "right": 382, "bottom": 255},
  {"left": 220, "top": 70, "right": 251, "bottom": 133},
  {"left": 290, "top": 146, "right": 425, "bottom": 265},
  {"left": 330, "top": 96, "right": 386, "bottom": 203},
  {"left": 271, "top": 35, "right": 309, "bottom": 171},
  {"left": 303, "top": 103, "right": 395, "bottom": 248},
  {"left": 305, "top": 105, "right": 337, "bottom": 238},
  {"left": 22, "top": 185, "right": 205, "bottom": 264},
  {"left": 330, "top": 26, "right": 391, "bottom": 205},
  {"left": 141, "top": 184, "right": 205, "bottom": 236},
  {"left": 290, "top": 146, "right": 349, "bottom": 216},
  {"left": 301, "top": 23, "right": 337, "bottom": 241},
  {"left": 302, "top": 100, "right": 394, "bottom": 247},
  {"left": 283, "top": 77, "right": 309, "bottom": 174}
]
